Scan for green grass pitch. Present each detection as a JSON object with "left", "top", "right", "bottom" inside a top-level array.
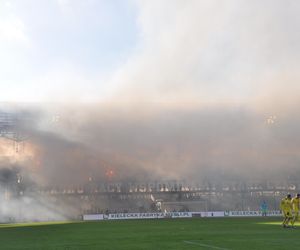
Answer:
[{"left": 0, "top": 217, "right": 300, "bottom": 249}]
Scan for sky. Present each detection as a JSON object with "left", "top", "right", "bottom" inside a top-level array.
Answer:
[
  {"left": 0, "top": 0, "right": 138, "bottom": 102},
  {"left": 1, "top": 0, "right": 299, "bottom": 105},
  {"left": 1, "top": 0, "right": 300, "bottom": 184}
]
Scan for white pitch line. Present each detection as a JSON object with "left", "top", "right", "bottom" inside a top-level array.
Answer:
[{"left": 183, "top": 240, "right": 231, "bottom": 250}]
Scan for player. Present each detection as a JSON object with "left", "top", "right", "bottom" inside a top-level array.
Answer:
[
  {"left": 260, "top": 201, "right": 268, "bottom": 216},
  {"left": 291, "top": 193, "right": 300, "bottom": 228},
  {"left": 280, "top": 194, "right": 293, "bottom": 228}
]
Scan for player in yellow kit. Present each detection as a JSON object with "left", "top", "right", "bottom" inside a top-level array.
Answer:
[
  {"left": 291, "top": 193, "right": 300, "bottom": 227},
  {"left": 280, "top": 194, "right": 292, "bottom": 228}
]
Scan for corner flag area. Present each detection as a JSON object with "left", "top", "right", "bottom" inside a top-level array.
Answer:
[{"left": 1, "top": 218, "right": 300, "bottom": 250}]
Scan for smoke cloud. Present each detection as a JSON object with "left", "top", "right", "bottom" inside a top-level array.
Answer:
[
  {"left": 1, "top": 0, "right": 300, "bottom": 220},
  {"left": 1, "top": 0, "right": 300, "bottom": 183},
  {"left": 2, "top": 102, "right": 299, "bottom": 186}
]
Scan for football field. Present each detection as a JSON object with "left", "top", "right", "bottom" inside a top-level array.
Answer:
[{"left": 0, "top": 217, "right": 299, "bottom": 250}]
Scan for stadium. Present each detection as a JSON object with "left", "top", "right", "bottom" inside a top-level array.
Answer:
[
  {"left": 1, "top": 0, "right": 300, "bottom": 249},
  {"left": 1, "top": 106, "right": 300, "bottom": 249}
]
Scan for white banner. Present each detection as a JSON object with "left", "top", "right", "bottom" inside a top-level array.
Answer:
[
  {"left": 83, "top": 214, "right": 104, "bottom": 221},
  {"left": 224, "top": 210, "right": 281, "bottom": 217},
  {"left": 83, "top": 210, "right": 281, "bottom": 221},
  {"left": 108, "top": 212, "right": 192, "bottom": 220},
  {"left": 192, "top": 211, "right": 225, "bottom": 217}
]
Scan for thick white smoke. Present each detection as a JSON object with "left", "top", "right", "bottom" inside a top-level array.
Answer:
[
  {"left": 108, "top": 0, "right": 300, "bottom": 107},
  {"left": 1, "top": 0, "right": 300, "bottom": 221}
]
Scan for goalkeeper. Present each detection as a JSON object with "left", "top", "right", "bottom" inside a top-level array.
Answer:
[
  {"left": 280, "top": 194, "right": 292, "bottom": 228},
  {"left": 291, "top": 193, "right": 300, "bottom": 228}
]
